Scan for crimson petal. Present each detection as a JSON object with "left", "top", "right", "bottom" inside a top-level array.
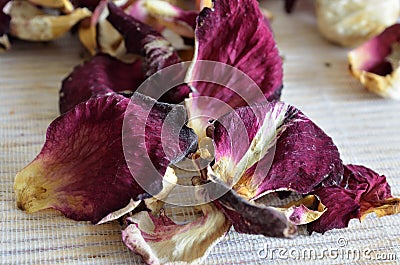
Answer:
[
  {"left": 187, "top": 0, "right": 283, "bottom": 107},
  {"left": 308, "top": 165, "right": 400, "bottom": 234},
  {"left": 211, "top": 102, "right": 343, "bottom": 200},
  {"left": 14, "top": 93, "right": 198, "bottom": 223}
]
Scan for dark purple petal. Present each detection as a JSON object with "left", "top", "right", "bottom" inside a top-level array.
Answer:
[
  {"left": 252, "top": 105, "right": 343, "bottom": 196},
  {"left": 14, "top": 93, "right": 198, "bottom": 223},
  {"left": 308, "top": 165, "right": 400, "bottom": 234},
  {"left": 187, "top": 0, "right": 283, "bottom": 108},
  {"left": 60, "top": 53, "right": 145, "bottom": 114},
  {"left": 211, "top": 102, "right": 343, "bottom": 200},
  {"left": 307, "top": 186, "right": 360, "bottom": 234}
]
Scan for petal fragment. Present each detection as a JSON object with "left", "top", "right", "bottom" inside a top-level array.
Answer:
[
  {"left": 122, "top": 203, "right": 231, "bottom": 265},
  {"left": 308, "top": 165, "right": 400, "bottom": 233},
  {"left": 348, "top": 24, "right": 400, "bottom": 99}
]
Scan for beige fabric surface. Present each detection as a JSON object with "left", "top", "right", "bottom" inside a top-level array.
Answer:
[{"left": 1, "top": 1, "right": 399, "bottom": 264}]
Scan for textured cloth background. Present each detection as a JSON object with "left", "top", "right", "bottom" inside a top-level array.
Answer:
[{"left": 1, "top": 1, "right": 399, "bottom": 264}]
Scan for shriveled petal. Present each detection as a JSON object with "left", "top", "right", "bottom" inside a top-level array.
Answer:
[
  {"left": 121, "top": 203, "right": 231, "bottom": 265},
  {"left": 207, "top": 174, "right": 296, "bottom": 237},
  {"left": 348, "top": 24, "right": 400, "bottom": 99},
  {"left": 9, "top": 1, "right": 91, "bottom": 41},
  {"left": 186, "top": 0, "right": 283, "bottom": 108},
  {"left": 308, "top": 165, "right": 400, "bottom": 234},
  {"left": 211, "top": 102, "right": 343, "bottom": 200},
  {"left": 14, "top": 93, "right": 198, "bottom": 223},
  {"left": 60, "top": 53, "right": 145, "bottom": 114}
]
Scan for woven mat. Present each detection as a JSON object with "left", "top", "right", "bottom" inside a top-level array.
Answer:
[{"left": 1, "top": 1, "right": 399, "bottom": 264}]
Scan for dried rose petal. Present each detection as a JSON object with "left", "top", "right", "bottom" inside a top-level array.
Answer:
[
  {"left": 207, "top": 101, "right": 341, "bottom": 236},
  {"left": 9, "top": 1, "right": 91, "bottom": 41},
  {"left": 121, "top": 203, "right": 231, "bottom": 265},
  {"left": 60, "top": 53, "right": 145, "bottom": 114},
  {"left": 186, "top": 0, "right": 283, "bottom": 107},
  {"left": 308, "top": 165, "right": 400, "bottom": 234},
  {"left": 14, "top": 93, "right": 198, "bottom": 223},
  {"left": 211, "top": 102, "right": 343, "bottom": 200},
  {"left": 348, "top": 24, "right": 400, "bottom": 99}
]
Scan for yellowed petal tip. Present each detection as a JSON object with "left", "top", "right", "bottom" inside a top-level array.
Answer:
[
  {"left": 14, "top": 160, "right": 53, "bottom": 213},
  {"left": 360, "top": 198, "right": 400, "bottom": 221},
  {"left": 260, "top": 7, "right": 273, "bottom": 21},
  {"left": 28, "top": 0, "right": 74, "bottom": 13},
  {"left": 78, "top": 22, "right": 97, "bottom": 55},
  {"left": 196, "top": 0, "right": 212, "bottom": 10},
  {"left": 0, "top": 35, "right": 11, "bottom": 51}
]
